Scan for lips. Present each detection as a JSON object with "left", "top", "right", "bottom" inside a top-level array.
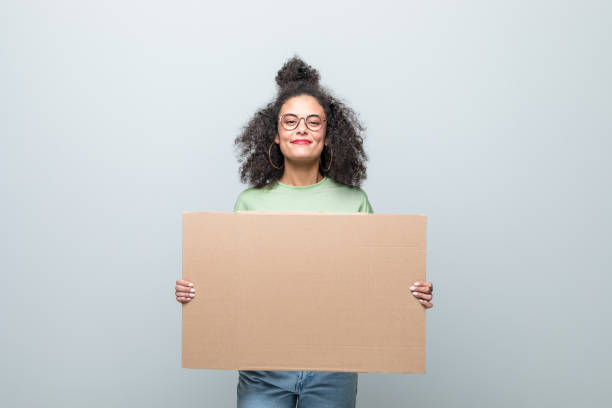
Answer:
[{"left": 291, "top": 139, "right": 312, "bottom": 145}]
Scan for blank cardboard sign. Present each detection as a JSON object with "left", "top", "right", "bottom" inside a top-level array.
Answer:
[{"left": 181, "top": 211, "right": 427, "bottom": 373}]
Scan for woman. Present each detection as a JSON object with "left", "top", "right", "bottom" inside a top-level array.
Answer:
[{"left": 175, "top": 56, "right": 434, "bottom": 408}]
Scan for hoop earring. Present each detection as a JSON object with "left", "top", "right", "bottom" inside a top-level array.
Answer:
[
  {"left": 268, "top": 142, "right": 284, "bottom": 170},
  {"left": 321, "top": 145, "right": 333, "bottom": 172}
]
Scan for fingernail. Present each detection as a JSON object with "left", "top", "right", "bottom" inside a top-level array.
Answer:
[
  {"left": 410, "top": 286, "right": 415, "bottom": 290},
  {"left": 189, "top": 283, "right": 194, "bottom": 287},
  {"left": 189, "top": 293, "right": 195, "bottom": 297},
  {"left": 412, "top": 292, "right": 418, "bottom": 296},
  {"left": 190, "top": 289, "right": 195, "bottom": 293}
]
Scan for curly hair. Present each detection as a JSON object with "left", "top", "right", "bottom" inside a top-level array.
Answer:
[{"left": 233, "top": 55, "right": 368, "bottom": 188}]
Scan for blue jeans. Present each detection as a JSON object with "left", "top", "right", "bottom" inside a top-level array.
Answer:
[{"left": 237, "top": 370, "right": 358, "bottom": 408}]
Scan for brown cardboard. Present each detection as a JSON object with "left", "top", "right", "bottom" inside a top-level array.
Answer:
[{"left": 181, "top": 211, "right": 426, "bottom": 373}]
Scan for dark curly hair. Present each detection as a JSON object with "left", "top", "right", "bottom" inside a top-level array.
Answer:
[{"left": 233, "top": 55, "right": 368, "bottom": 188}]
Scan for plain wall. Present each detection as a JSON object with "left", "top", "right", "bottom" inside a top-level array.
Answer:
[{"left": 1, "top": 1, "right": 610, "bottom": 407}]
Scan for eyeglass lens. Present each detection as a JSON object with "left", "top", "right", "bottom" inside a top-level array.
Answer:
[{"left": 281, "top": 114, "right": 323, "bottom": 131}]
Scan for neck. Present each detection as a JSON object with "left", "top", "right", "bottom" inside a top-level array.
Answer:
[{"left": 279, "top": 159, "right": 324, "bottom": 186}]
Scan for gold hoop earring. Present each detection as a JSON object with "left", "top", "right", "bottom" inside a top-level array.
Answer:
[
  {"left": 268, "top": 142, "right": 284, "bottom": 170},
  {"left": 322, "top": 145, "right": 333, "bottom": 172}
]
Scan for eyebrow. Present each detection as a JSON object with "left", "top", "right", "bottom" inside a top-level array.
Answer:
[{"left": 281, "top": 112, "right": 323, "bottom": 116}]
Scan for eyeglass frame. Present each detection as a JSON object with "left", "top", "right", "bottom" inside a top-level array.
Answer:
[{"left": 278, "top": 113, "right": 327, "bottom": 131}]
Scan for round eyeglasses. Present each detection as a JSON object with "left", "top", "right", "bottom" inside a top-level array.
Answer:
[{"left": 279, "top": 113, "right": 327, "bottom": 131}]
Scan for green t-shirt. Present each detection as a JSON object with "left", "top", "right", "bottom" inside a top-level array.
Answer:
[{"left": 233, "top": 176, "right": 374, "bottom": 214}]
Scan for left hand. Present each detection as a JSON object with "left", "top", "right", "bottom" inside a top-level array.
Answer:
[{"left": 410, "top": 281, "right": 434, "bottom": 309}]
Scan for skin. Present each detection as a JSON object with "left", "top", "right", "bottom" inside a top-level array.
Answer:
[{"left": 175, "top": 95, "right": 434, "bottom": 309}]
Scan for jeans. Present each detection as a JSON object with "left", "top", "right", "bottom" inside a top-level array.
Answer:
[{"left": 237, "top": 370, "right": 358, "bottom": 408}]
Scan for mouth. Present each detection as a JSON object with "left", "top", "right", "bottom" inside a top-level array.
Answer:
[{"left": 291, "top": 139, "right": 312, "bottom": 145}]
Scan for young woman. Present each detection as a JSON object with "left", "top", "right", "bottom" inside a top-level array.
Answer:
[{"left": 175, "top": 56, "right": 434, "bottom": 408}]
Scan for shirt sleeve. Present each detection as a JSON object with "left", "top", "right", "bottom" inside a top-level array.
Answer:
[
  {"left": 359, "top": 189, "right": 374, "bottom": 214},
  {"left": 233, "top": 193, "right": 247, "bottom": 212}
]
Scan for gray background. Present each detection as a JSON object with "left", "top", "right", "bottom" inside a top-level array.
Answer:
[{"left": 1, "top": 1, "right": 610, "bottom": 407}]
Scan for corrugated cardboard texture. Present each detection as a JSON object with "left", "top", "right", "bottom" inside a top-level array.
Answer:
[{"left": 181, "top": 211, "right": 426, "bottom": 373}]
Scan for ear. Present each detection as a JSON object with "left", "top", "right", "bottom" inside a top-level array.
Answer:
[{"left": 274, "top": 133, "right": 279, "bottom": 144}]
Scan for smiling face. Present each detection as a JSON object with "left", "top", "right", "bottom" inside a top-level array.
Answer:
[{"left": 274, "top": 94, "right": 328, "bottom": 165}]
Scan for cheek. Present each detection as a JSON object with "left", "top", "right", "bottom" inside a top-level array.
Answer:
[{"left": 278, "top": 128, "right": 292, "bottom": 141}]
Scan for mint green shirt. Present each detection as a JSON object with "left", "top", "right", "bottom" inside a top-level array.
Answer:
[{"left": 233, "top": 177, "right": 374, "bottom": 214}]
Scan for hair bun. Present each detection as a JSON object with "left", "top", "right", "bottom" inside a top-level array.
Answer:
[{"left": 275, "top": 56, "right": 320, "bottom": 88}]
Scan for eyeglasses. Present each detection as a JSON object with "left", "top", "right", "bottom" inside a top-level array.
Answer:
[{"left": 279, "top": 113, "right": 327, "bottom": 131}]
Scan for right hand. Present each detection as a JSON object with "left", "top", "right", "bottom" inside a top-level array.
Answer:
[{"left": 175, "top": 279, "right": 196, "bottom": 303}]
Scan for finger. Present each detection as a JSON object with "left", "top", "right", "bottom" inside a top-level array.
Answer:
[
  {"left": 176, "top": 296, "right": 191, "bottom": 303},
  {"left": 411, "top": 291, "right": 432, "bottom": 300},
  {"left": 418, "top": 299, "right": 433, "bottom": 309},
  {"left": 176, "top": 291, "right": 196, "bottom": 298},
  {"left": 410, "top": 284, "right": 431, "bottom": 293},
  {"left": 412, "top": 282, "right": 433, "bottom": 293},
  {"left": 176, "top": 279, "right": 194, "bottom": 287},
  {"left": 176, "top": 285, "right": 196, "bottom": 294}
]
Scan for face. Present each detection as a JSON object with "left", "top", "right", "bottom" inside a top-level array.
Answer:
[{"left": 274, "top": 94, "right": 328, "bottom": 165}]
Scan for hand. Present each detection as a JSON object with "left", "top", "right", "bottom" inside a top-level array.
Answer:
[
  {"left": 176, "top": 279, "right": 196, "bottom": 303},
  {"left": 410, "top": 281, "right": 433, "bottom": 309}
]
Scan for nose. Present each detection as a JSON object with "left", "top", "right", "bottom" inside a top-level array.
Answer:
[{"left": 295, "top": 117, "right": 308, "bottom": 133}]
